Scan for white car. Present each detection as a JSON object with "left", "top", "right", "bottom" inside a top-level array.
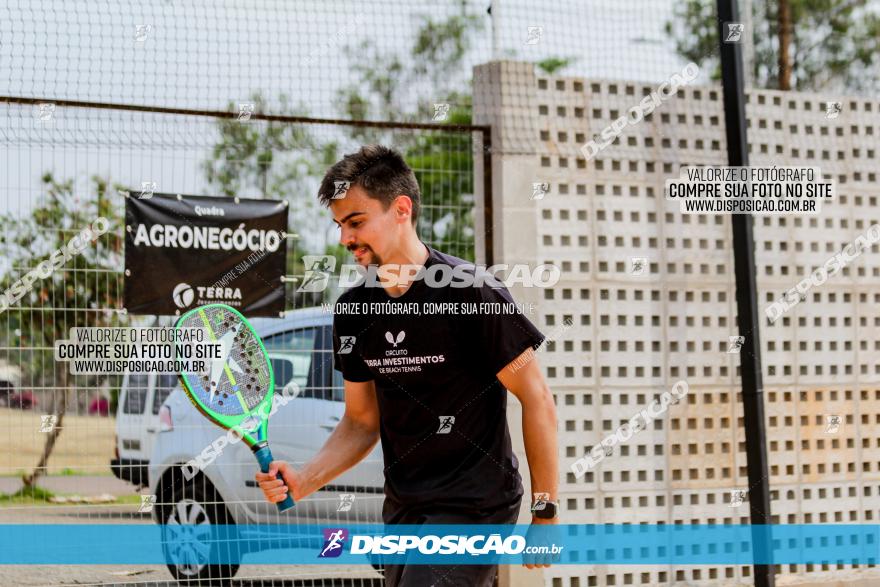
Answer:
[
  {"left": 135, "top": 307, "right": 383, "bottom": 583},
  {"left": 113, "top": 372, "right": 176, "bottom": 487}
]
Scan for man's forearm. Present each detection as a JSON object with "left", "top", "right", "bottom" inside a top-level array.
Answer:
[
  {"left": 298, "top": 416, "right": 380, "bottom": 498},
  {"left": 521, "top": 388, "right": 559, "bottom": 503}
]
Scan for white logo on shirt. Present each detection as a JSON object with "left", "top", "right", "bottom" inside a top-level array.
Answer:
[
  {"left": 385, "top": 331, "right": 405, "bottom": 347},
  {"left": 338, "top": 336, "right": 356, "bottom": 354},
  {"left": 437, "top": 416, "right": 455, "bottom": 434},
  {"left": 365, "top": 330, "right": 449, "bottom": 374}
]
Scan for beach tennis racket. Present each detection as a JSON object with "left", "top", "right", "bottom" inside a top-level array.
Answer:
[{"left": 175, "top": 303, "right": 294, "bottom": 512}]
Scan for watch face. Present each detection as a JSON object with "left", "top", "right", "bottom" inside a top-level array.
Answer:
[
  {"left": 533, "top": 501, "right": 558, "bottom": 519},
  {"left": 531, "top": 493, "right": 550, "bottom": 511}
]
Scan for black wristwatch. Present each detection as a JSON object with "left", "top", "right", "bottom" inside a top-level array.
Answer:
[{"left": 531, "top": 499, "right": 558, "bottom": 519}]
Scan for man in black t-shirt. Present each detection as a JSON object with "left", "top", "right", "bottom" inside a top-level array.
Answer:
[{"left": 256, "top": 145, "right": 559, "bottom": 586}]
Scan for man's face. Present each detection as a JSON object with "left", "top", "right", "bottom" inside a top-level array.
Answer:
[{"left": 330, "top": 185, "right": 411, "bottom": 267}]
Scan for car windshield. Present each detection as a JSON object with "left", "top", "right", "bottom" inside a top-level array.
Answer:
[
  {"left": 263, "top": 328, "right": 316, "bottom": 352},
  {"left": 123, "top": 373, "right": 149, "bottom": 414},
  {"left": 153, "top": 373, "right": 178, "bottom": 414}
]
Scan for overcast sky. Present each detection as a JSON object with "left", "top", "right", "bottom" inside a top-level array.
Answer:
[{"left": 0, "top": 0, "right": 688, "bottom": 253}]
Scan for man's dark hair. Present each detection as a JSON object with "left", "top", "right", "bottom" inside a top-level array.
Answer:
[{"left": 318, "top": 144, "right": 421, "bottom": 225}]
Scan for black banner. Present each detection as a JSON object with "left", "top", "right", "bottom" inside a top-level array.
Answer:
[{"left": 124, "top": 193, "right": 288, "bottom": 317}]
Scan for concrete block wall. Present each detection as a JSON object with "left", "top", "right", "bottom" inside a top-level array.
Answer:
[{"left": 474, "top": 60, "right": 880, "bottom": 587}]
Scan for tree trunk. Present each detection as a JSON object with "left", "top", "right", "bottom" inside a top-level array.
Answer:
[
  {"left": 22, "top": 367, "right": 69, "bottom": 488},
  {"left": 777, "top": 0, "right": 792, "bottom": 90}
]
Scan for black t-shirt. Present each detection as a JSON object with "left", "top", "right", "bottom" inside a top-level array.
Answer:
[{"left": 331, "top": 245, "right": 545, "bottom": 515}]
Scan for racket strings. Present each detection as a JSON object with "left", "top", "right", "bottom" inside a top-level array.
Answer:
[{"left": 177, "top": 307, "right": 271, "bottom": 417}]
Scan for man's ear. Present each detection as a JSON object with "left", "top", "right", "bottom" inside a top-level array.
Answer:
[{"left": 394, "top": 194, "right": 413, "bottom": 223}]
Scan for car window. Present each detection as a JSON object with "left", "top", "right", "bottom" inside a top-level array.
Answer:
[
  {"left": 152, "top": 373, "right": 178, "bottom": 415},
  {"left": 269, "top": 357, "right": 296, "bottom": 393},
  {"left": 263, "top": 328, "right": 317, "bottom": 352},
  {"left": 264, "top": 328, "right": 316, "bottom": 396},
  {"left": 263, "top": 326, "right": 342, "bottom": 401},
  {"left": 315, "top": 325, "right": 343, "bottom": 402},
  {"left": 123, "top": 373, "right": 149, "bottom": 414}
]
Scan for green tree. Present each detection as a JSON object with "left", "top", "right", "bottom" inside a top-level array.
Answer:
[
  {"left": 536, "top": 57, "right": 577, "bottom": 75},
  {"left": 337, "top": 5, "right": 482, "bottom": 127},
  {"left": 203, "top": 92, "right": 341, "bottom": 307},
  {"left": 204, "top": 93, "right": 338, "bottom": 200},
  {"left": 407, "top": 94, "right": 477, "bottom": 261},
  {"left": 0, "top": 174, "right": 125, "bottom": 488},
  {"left": 665, "top": 0, "right": 880, "bottom": 91},
  {"left": 336, "top": 3, "right": 484, "bottom": 261}
]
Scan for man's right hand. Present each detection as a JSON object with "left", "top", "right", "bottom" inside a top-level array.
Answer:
[
  {"left": 252, "top": 380, "right": 379, "bottom": 508},
  {"left": 255, "top": 461, "right": 303, "bottom": 504}
]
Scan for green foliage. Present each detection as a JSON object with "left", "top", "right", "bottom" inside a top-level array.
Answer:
[
  {"left": 665, "top": 0, "right": 720, "bottom": 78},
  {"left": 0, "top": 486, "right": 138, "bottom": 506},
  {"left": 203, "top": 92, "right": 343, "bottom": 305},
  {"left": 337, "top": 41, "right": 407, "bottom": 126},
  {"left": 337, "top": 4, "right": 482, "bottom": 125},
  {"left": 0, "top": 174, "right": 125, "bottom": 390},
  {"left": 408, "top": 96, "right": 476, "bottom": 261},
  {"left": 206, "top": 1, "right": 486, "bottom": 273},
  {"left": 536, "top": 57, "right": 576, "bottom": 75},
  {"left": 204, "top": 93, "right": 338, "bottom": 199},
  {"left": 0, "top": 484, "right": 55, "bottom": 503},
  {"left": 411, "top": 9, "right": 483, "bottom": 78},
  {"left": 336, "top": 4, "right": 483, "bottom": 261},
  {"left": 665, "top": 0, "right": 880, "bottom": 91}
]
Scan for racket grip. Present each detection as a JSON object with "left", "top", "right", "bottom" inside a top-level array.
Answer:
[{"left": 253, "top": 444, "right": 295, "bottom": 513}]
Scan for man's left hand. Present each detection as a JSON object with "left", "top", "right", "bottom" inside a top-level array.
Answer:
[{"left": 523, "top": 516, "right": 562, "bottom": 569}]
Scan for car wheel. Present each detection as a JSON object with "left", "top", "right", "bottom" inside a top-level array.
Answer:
[{"left": 159, "top": 478, "right": 240, "bottom": 584}]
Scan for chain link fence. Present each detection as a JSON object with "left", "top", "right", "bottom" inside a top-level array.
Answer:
[{"left": 1, "top": 0, "right": 879, "bottom": 586}]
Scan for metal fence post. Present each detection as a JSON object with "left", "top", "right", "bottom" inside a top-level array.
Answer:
[{"left": 716, "top": 1, "right": 775, "bottom": 586}]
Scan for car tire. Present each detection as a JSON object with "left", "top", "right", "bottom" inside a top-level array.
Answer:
[{"left": 159, "top": 477, "right": 241, "bottom": 584}]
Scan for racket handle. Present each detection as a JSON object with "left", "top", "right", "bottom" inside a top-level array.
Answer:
[{"left": 253, "top": 444, "right": 295, "bottom": 513}]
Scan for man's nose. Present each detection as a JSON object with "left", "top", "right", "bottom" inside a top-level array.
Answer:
[{"left": 339, "top": 228, "right": 355, "bottom": 247}]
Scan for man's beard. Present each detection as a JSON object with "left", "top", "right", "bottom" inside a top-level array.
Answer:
[{"left": 350, "top": 244, "right": 382, "bottom": 266}]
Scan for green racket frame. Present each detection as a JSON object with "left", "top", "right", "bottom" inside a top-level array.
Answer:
[{"left": 174, "top": 303, "right": 294, "bottom": 512}]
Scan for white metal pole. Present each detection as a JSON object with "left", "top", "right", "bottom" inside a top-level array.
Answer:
[{"left": 491, "top": 0, "right": 501, "bottom": 61}]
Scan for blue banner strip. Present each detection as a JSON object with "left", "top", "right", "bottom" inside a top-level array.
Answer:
[{"left": 1, "top": 524, "right": 878, "bottom": 565}]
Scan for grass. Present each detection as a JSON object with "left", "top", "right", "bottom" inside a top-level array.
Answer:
[
  {"left": 0, "top": 407, "right": 116, "bottom": 476},
  {"left": 60, "top": 467, "right": 78, "bottom": 476},
  {"left": 0, "top": 468, "right": 110, "bottom": 478},
  {"left": 113, "top": 494, "right": 145, "bottom": 505},
  {"left": 0, "top": 485, "right": 56, "bottom": 505},
  {"left": 0, "top": 486, "right": 144, "bottom": 507}
]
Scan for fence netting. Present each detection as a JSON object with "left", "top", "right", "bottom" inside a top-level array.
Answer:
[{"left": 1, "top": 0, "right": 879, "bottom": 586}]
